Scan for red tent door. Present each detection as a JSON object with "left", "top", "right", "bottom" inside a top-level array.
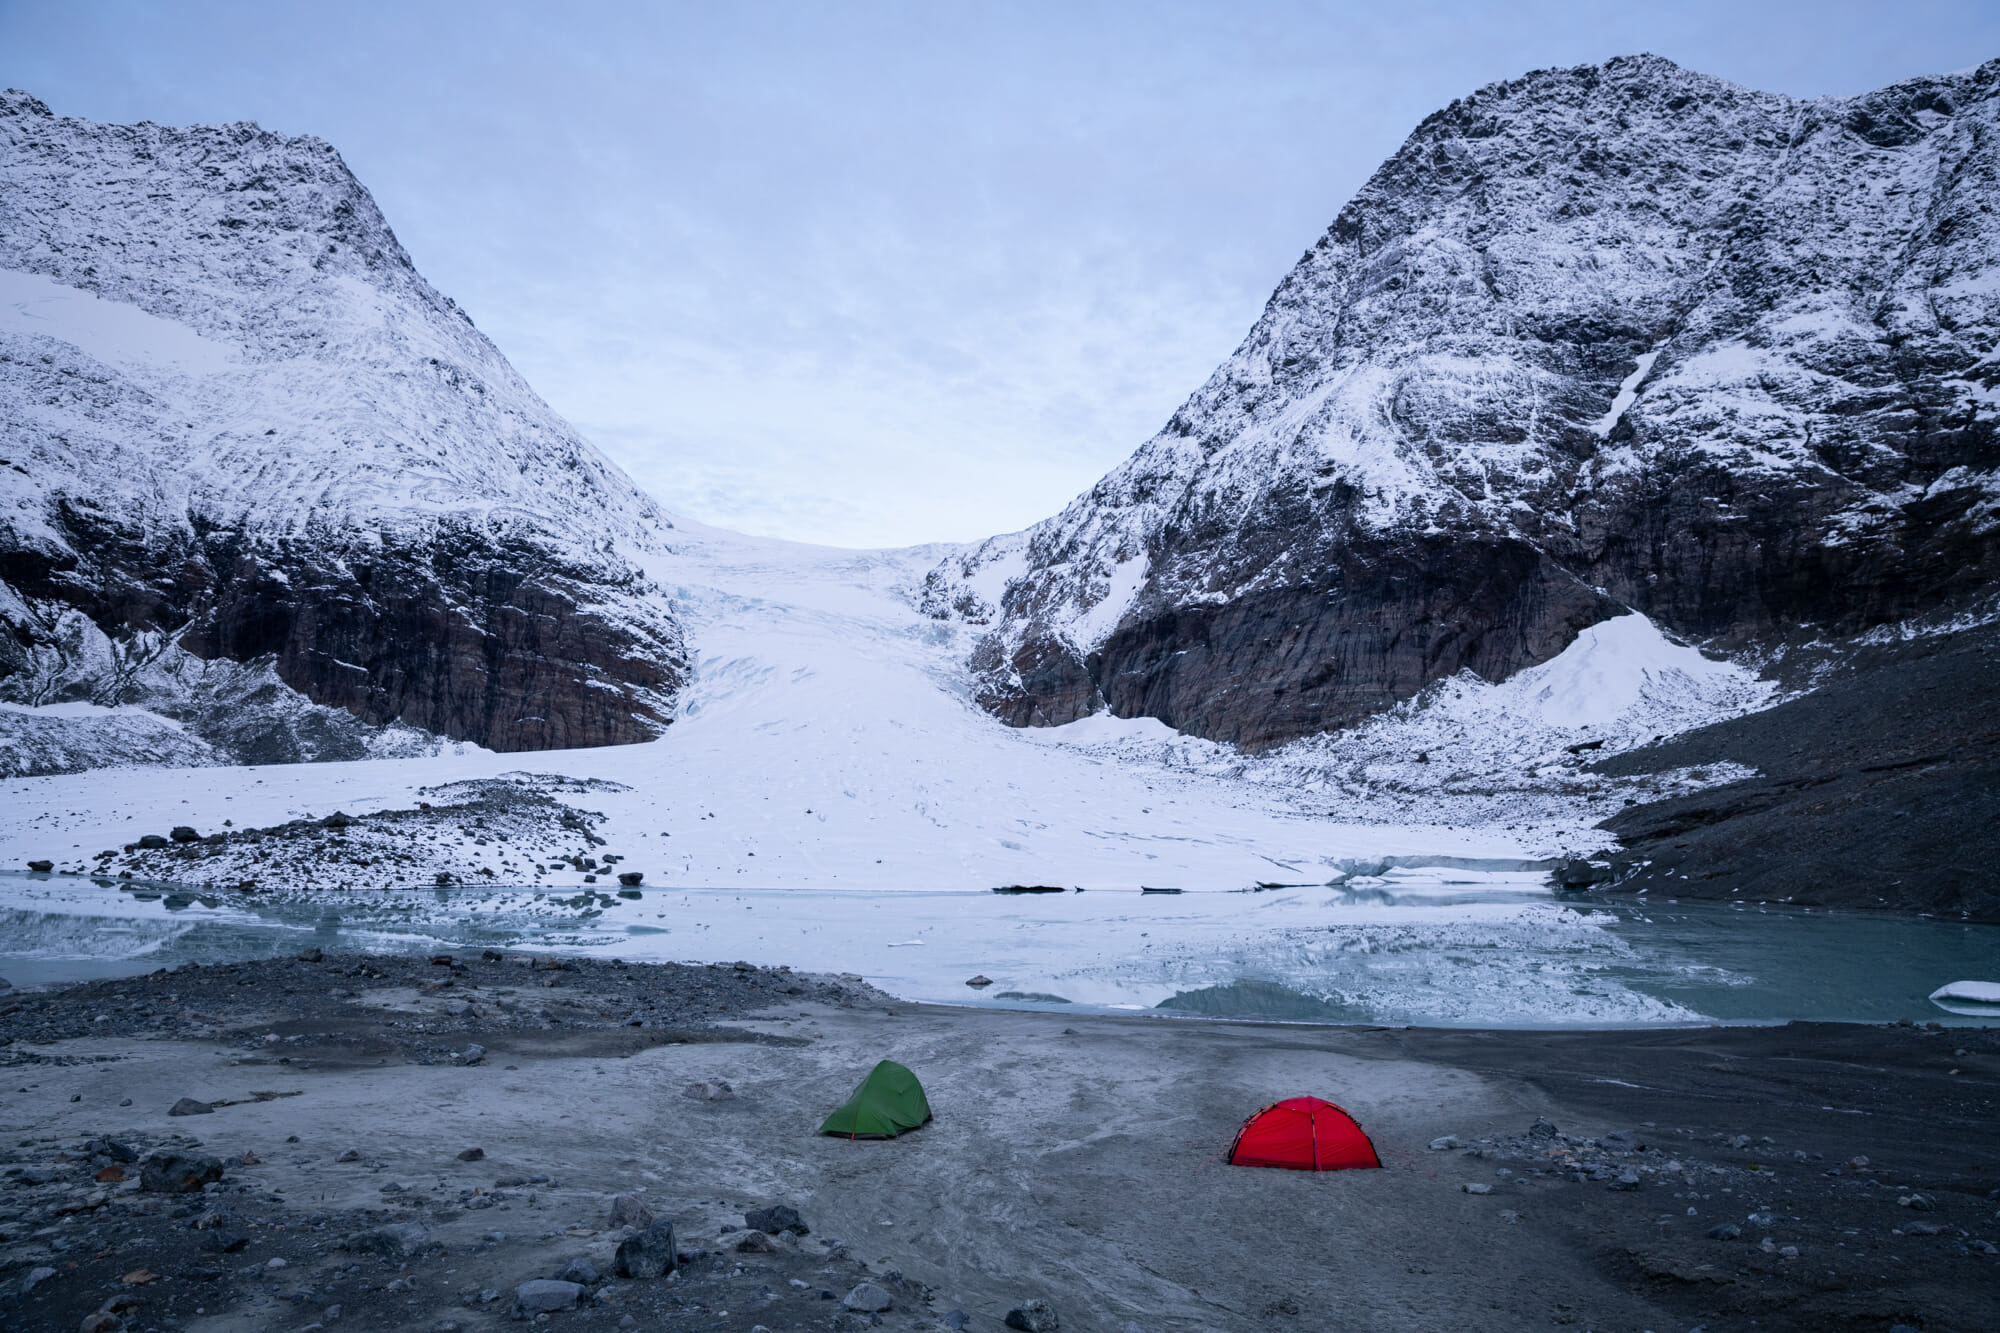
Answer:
[{"left": 1228, "top": 1096, "right": 1381, "bottom": 1171}]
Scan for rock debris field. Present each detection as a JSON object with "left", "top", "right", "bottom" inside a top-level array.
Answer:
[
  {"left": 0, "top": 953, "right": 1996, "bottom": 1332},
  {"left": 37, "top": 776, "right": 648, "bottom": 899}
]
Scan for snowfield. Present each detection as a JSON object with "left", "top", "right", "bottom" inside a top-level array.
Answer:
[{"left": 0, "top": 520, "right": 1774, "bottom": 896}]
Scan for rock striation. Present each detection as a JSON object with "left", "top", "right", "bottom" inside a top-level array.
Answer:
[
  {"left": 0, "top": 91, "right": 686, "bottom": 767},
  {"left": 925, "top": 55, "right": 2000, "bottom": 747}
]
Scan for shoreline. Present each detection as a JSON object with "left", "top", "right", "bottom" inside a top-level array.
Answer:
[{"left": 2, "top": 951, "right": 1996, "bottom": 1332}]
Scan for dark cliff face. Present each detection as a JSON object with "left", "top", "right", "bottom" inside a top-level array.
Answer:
[
  {"left": 928, "top": 55, "right": 2000, "bottom": 749},
  {"left": 0, "top": 91, "right": 687, "bottom": 759},
  {"left": 1, "top": 512, "right": 682, "bottom": 754}
]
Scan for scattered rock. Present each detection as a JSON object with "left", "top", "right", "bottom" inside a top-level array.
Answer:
[
  {"left": 618, "top": 871, "right": 643, "bottom": 886},
  {"left": 167, "top": 1097, "right": 213, "bottom": 1116},
  {"left": 457, "top": 1146, "right": 485, "bottom": 1161},
  {"left": 843, "top": 1283, "right": 894, "bottom": 1313},
  {"left": 22, "top": 1266, "right": 57, "bottom": 1293},
  {"left": 25, "top": 859, "right": 52, "bottom": 873},
  {"left": 79, "top": 1312, "right": 120, "bottom": 1333},
  {"left": 726, "top": 1228, "right": 777, "bottom": 1253},
  {"left": 335, "top": 1148, "right": 361, "bottom": 1162},
  {"left": 169, "top": 826, "right": 201, "bottom": 843},
  {"left": 297, "top": 946, "right": 323, "bottom": 962},
  {"left": 614, "top": 1219, "right": 679, "bottom": 1279},
  {"left": 1707, "top": 1223, "right": 1742, "bottom": 1241},
  {"left": 140, "top": 1151, "right": 224, "bottom": 1194},
  {"left": 965, "top": 975, "right": 993, "bottom": 988},
  {"left": 455, "top": 1043, "right": 486, "bottom": 1065},
  {"left": 1528, "top": 1118, "right": 1558, "bottom": 1139},
  {"left": 514, "top": 1279, "right": 583, "bottom": 1313},
  {"left": 1898, "top": 1192, "right": 1935, "bottom": 1211},
  {"left": 136, "top": 835, "right": 169, "bottom": 850},
  {"left": 683, "top": 1079, "right": 734, "bottom": 1101},
  {"left": 745, "top": 1204, "right": 808, "bottom": 1235},
  {"left": 1609, "top": 1172, "right": 1641, "bottom": 1191},
  {"left": 609, "top": 1193, "right": 656, "bottom": 1230},
  {"left": 1462, "top": 1182, "right": 1493, "bottom": 1195},
  {"left": 1428, "top": 1135, "right": 1460, "bottom": 1151},
  {"left": 1005, "top": 1298, "right": 1061, "bottom": 1331}
]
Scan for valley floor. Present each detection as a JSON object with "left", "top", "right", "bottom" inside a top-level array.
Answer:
[{"left": 1, "top": 952, "right": 1996, "bottom": 1333}]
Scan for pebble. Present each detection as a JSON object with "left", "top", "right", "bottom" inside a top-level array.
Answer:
[
  {"left": 843, "top": 1282, "right": 894, "bottom": 1312},
  {"left": 1005, "top": 1298, "right": 1061, "bottom": 1331},
  {"left": 1462, "top": 1183, "right": 1492, "bottom": 1195},
  {"left": 683, "top": 1079, "right": 735, "bottom": 1101}
]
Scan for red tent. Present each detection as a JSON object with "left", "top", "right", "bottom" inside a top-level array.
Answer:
[{"left": 1227, "top": 1096, "right": 1381, "bottom": 1171}]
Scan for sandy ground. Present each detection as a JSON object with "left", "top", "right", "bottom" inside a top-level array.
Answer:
[{"left": 2, "top": 958, "right": 1997, "bottom": 1333}]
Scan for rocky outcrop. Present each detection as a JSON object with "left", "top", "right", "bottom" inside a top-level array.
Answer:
[
  {"left": 927, "top": 55, "right": 2000, "bottom": 747},
  {"left": 1589, "top": 620, "right": 2000, "bottom": 921},
  {"left": 0, "top": 91, "right": 686, "bottom": 760}
]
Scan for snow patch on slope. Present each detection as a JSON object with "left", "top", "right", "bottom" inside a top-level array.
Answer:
[{"left": 1030, "top": 614, "right": 1774, "bottom": 845}]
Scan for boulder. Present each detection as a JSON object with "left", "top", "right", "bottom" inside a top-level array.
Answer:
[
  {"left": 843, "top": 1283, "right": 893, "bottom": 1313},
  {"left": 745, "top": 1204, "right": 808, "bottom": 1235},
  {"left": 608, "top": 1193, "right": 656, "bottom": 1230},
  {"left": 513, "top": 1280, "right": 582, "bottom": 1313},
  {"left": 1006, "top": 1299, "right": 1061, "bottom": 1331},
  {"left": 618, "top": 871, "right": 643, "bottom": 887},
  {"left": 168, "top": 1098, "right": 213, "bottom": 1116},
  {"left": 614, "top": 1219, "right": 678, "bottom": 1279},
  {"left": 140, "top": 1151, "right": 224, "bottom": 1194},
  {"left": 555, "top": 1258, "right": 599, "bottom": 1285},
  {"left": 25, "top": 859, "right": 52, "bottom": 873},
  {"left": 169, "top": 826, "right": 201, "bottom": 843},
  {"left": 136, "top": 835, "right": 169, "bottom": 849}
]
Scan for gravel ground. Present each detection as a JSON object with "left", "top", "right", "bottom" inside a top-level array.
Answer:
[{"left": 1, "top": 959, "right": 1996, "bottom": 1333}]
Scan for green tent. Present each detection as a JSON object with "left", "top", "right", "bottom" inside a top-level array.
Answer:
[{"left": 818, "top": 1060, "right": 932, "bottom": 1139}]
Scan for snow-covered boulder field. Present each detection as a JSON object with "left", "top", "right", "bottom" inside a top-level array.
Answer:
[{"left": 0, "top": 90, "right": 687, "bottom": 769}]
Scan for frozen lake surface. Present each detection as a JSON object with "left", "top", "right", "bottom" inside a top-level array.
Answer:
[{"left": 2, "top": 869, "right": 1992, "bottom": 1028}]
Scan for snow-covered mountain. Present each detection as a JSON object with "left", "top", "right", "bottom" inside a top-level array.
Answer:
[
  {"left": 925, "top": 54, "right": 2000, "bottom": 747},
  {"left": 0, "top": 91, "right": 687, "bottom": 770}
]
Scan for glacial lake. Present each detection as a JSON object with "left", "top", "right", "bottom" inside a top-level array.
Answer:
[{"left": 1, "top": 869, "right": 1995, "bottom": 1028}]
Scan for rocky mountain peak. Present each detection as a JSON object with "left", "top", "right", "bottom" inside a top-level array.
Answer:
[
  {"left": 0, "top": 95, "right": 686, "bottom": 770},
  {"left": 925, "top": 54, "right": 2000, "bottom": 747}
]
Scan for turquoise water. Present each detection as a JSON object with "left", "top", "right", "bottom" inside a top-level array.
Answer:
[{"left": 0, "top": 871, "right": 1994, "bottom": 1028}]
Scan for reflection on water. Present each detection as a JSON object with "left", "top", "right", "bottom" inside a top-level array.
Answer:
[{"left": 0, "top": 870, "right": 1994, "bottom": 1028}]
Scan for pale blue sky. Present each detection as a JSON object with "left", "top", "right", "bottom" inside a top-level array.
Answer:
[{"left": 4, "top": 1, "right": 1994, "bottom": 546}]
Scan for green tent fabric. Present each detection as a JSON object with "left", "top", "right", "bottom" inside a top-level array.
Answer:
[{"left": 819, "top": 1060, "right": 932, "bottom": 1138}]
